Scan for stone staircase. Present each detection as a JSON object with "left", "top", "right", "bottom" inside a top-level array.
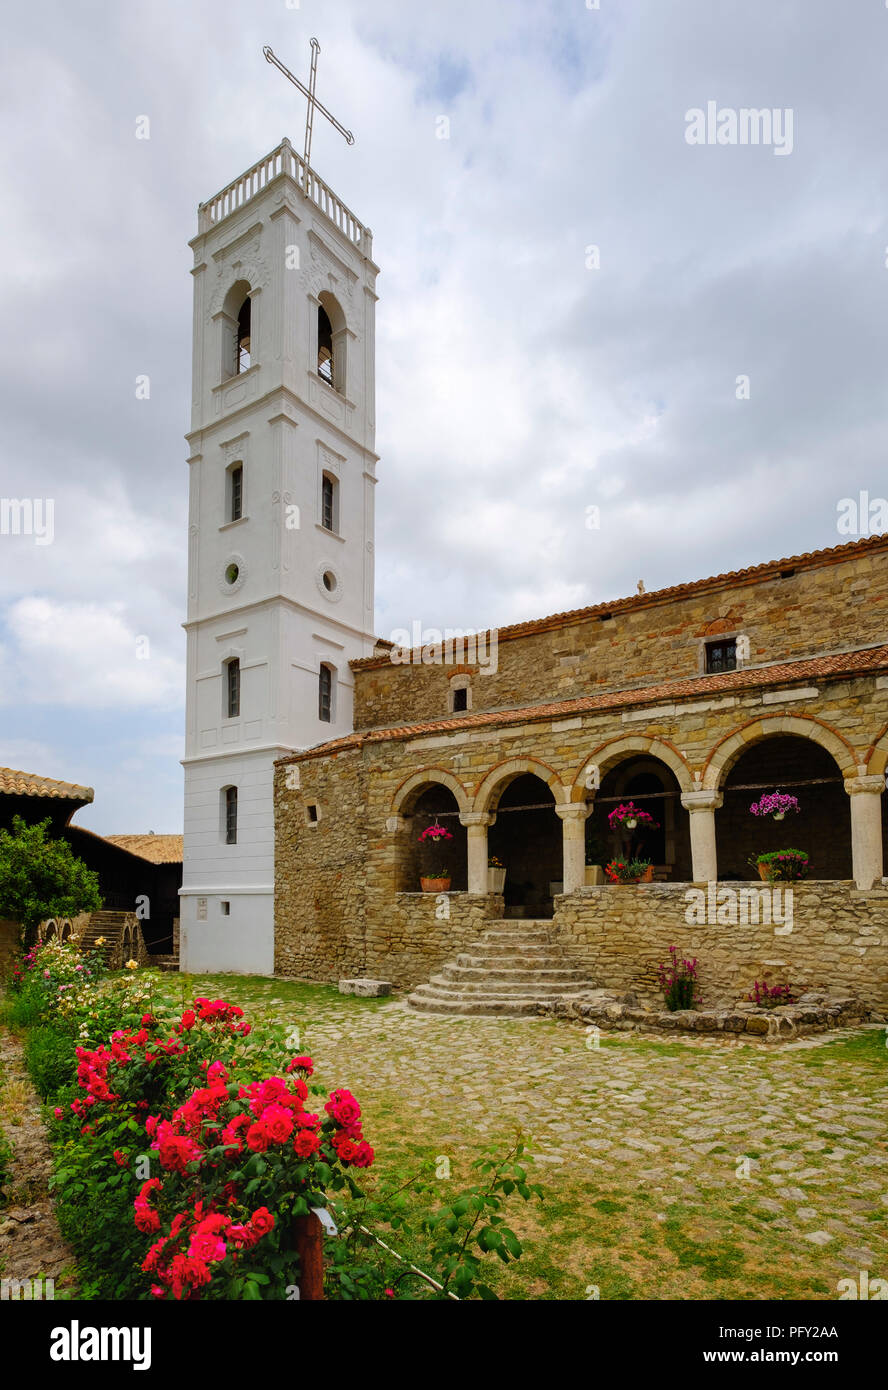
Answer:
[
  {"left": 150, "top": 953, "right": 180, "bottom": 974},
  {"left": 77, "top": 910, "right": 132, "bottom": 969},
  {"left": 407, "top": 919, "right": 596, "bottom": 1017}
]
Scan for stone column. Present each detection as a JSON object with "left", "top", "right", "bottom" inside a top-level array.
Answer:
[
  {"left": 680, "top": 791, "right": 723, "bottom": 883},
  {"left": 459, "top": 812, "right": 496, "bottom": 894},
  {"left": 844, "top": 775, "right": 885, "bottom": 890},
  {"left": 555, "top": 804, "right": 592, "bottom": 895}
]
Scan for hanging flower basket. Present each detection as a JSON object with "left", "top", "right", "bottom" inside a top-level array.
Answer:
[
  {"left": 418, "top": 823, "right": 454, "bottom": 845},
  {"left": 607, "top": 802, "right": 659, "bottom": 833},
  {"left": 750, "top": 790, "right": 800, "bottom": 821}
]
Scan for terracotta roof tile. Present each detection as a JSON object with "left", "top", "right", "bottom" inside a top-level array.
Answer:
[
  {"left": 0, "top": 767, "right": 94, "bottom": 803},
  {"left": 281, "top": 642, "right": 888, "bottom": 766},
  {"left": 351, "top": 534, "right": 888, "bottom": 670},
  {"left": 104, "top": 834, "right": 183, "bottom": 864}
]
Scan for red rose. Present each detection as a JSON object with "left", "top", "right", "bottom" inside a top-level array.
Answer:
[
  {"left": 294, "top": 1130, "right": 321, "bottom": 1158},
  {"left": 246, "top": 1122, "right": 270, "bottom": 1153},
  {"left": 250, "top": 1207, "right": 275, "bottom": 1238}
]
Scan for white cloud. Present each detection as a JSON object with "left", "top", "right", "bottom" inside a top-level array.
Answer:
[{"left": 2, "top": 598, "right": 183, "bottom": 710}]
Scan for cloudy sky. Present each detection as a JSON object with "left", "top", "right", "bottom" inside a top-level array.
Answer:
[{"left": 1, "top": 0, "right": 886, "bottom": 833}]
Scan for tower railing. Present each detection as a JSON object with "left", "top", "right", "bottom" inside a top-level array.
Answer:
[{"left": 197, "top": 138, "right": 371, "bottom": 256}]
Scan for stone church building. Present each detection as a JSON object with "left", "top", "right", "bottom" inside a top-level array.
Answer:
[{"left": 179, "top": 137, "right": 888, "bottom": 1016}]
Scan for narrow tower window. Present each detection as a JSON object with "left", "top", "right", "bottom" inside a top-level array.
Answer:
[
  {"left": 229, "top": 464, "right": 243, "bottom": 522},
  {"left": 317, "top": 305, "right": 334, "bottom": 384},
  {"left": 318, "top": 663, "right": 333, "bottom": 722},
  {"left": 225, "top": 786, "right": 238, "bottom": 844},
  {"left": 452, "top": 686, "right": 468, "bottom": 712},
  {"left": 321, "top": 473, "right": 337, "bottom": 532},
  {"left": 226, "top": 658, "right": 240, "bottom": 718},
  {"left": 236, "top": 296, "right": 251, "bottom": 373}
]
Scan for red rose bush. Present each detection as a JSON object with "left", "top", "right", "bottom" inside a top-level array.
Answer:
[{"left": 57, "top": 996, "right": 373, "bottom": 1299}]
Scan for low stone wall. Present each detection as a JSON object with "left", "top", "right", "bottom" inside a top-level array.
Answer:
[
  {"left": 552, "top": 879, "right": 888, "bottom": 1014},
  {"left": 363, "top": 893, "right": 504, "bottom": 991},
  {"left": 541, "top": 988, "right": 871, "bottom": 1038}
]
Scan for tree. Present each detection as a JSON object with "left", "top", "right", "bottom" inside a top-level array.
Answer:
[{"left": 0, "top": 816, "right": 102, "bottom": 941}]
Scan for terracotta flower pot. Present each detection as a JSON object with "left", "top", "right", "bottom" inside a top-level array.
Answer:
[
  {"left": 421, "top": 876, "right": 451, "bottom": 893},
  {"left": 757, "top": 862, "right": 773, "bottom": 881}
]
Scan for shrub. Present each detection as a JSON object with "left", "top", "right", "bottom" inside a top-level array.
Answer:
[
  {"left": 657, "top": 946, "right": 699, "bottom": 1011},
  {"left": 0, "top": 816, "right": 102, "bottom": 941},
  {"left": 24, "top": 1025, "right": 77, "bottom": 1101},
  {"left": 747, "top": 980, "right": 794, "bottom": 1008}
]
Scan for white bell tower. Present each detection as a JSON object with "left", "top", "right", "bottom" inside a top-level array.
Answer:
[{"left": 180, "top": 138, "right": 379, "bottom": 973}]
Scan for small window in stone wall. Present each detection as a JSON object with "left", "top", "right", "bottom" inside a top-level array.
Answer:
[
  {"left": 221, "top": 901, "right": 230, "bottom": 916},
  {"left": 705, "top": 638, "right": 737, "bottom": 674},
  {"left": 306, "top": 803, "right": 320, "bottom": 825},
  {"left": 449, "top": 675, "right": 472, "bottom": 713}
]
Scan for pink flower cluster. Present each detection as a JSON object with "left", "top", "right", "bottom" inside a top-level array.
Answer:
[{"left": 750, "top": 790, "right": 800, "bottom": 817}]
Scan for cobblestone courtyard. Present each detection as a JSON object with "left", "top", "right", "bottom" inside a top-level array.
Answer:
[{"left": 184, "top": 974, "right": 888, "bottom": 1300}]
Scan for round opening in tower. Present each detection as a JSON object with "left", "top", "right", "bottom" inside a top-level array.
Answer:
[
  {"left": 225, "top": 563, "right": 240, "bottom": 586},
  {"left": 322, "top": 570, "right": 337, "bottom": 592}
]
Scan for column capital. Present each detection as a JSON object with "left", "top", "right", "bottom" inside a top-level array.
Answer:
[
  {"left": 459, "top": 811, "right": 496, "bottom": 828},
  {"left": 680, "top": 791, "right": 724, "bottom": 813},
  {"left": 844, "top": 775, "right": 885, "bottom": 797},
  {"left": 554, "top": 802, "right": 592, "bottom": 822}
]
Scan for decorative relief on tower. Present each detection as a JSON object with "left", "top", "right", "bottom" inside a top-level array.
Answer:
[
  {"left": 315, "top": 560, "right": 343, "bottom": 604},
  {"left": 219, "top": 553, "right": 247, "bottom": 596},
  {"left": 220, "top": 433, "right": 249, "bottom": 466},
  {"left": 302, "top": 232, "right": 358, "bottom": 304},
  {"left": 207, "top": 252, "right": 271, "bottom": 317}
]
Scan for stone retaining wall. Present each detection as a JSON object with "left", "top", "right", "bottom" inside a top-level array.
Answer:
[
  {"left": 363, "top": 892, "right": 503, "bottom": 988},
  {"left": 552, "top": 880, "right": 888, "bottom": 1013}
]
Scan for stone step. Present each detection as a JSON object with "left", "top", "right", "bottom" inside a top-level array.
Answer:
[
  {"left": 408, "top": 982, "right": 591, "bottom": 1017},
  {"left": 456, "top": 952, "right": 572, "bottom": 970},
  {"left": 443, "top": 963, "right": 587, "bottom": 984},
  {"left": 482, "top": 925, "right": 552, "bottom": 939},
  {"left": 427, "top": 972, "right": 585, "bottom": 996},
  {"left": 470, "top": 936, "right": 555, "bottom": 952}
]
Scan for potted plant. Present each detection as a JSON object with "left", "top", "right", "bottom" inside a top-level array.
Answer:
[
  {"left": 418, "top": 822, "right": 453, "bottom": 893},
  {"left": 584, "top": 819, "right": 606, "bottom": 885},
  {"left": 750, "top": 790, "right": 800, "bottom": 823},
  {"left": 750, "top": 849, "right": 809, "bottom": 882},
  {"left": 488, "top": 855, "right": 506, "bottom": 893},
  {"left": 605, "top": 857, "right": 654, "bottom": 885}
]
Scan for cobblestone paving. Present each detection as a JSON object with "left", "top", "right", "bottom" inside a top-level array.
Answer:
[{"left": 188, "top": 975, "right": 888, "bottom": 1300}]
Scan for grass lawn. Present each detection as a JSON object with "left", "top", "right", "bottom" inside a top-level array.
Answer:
[{"left": 134, "top": 969, "right": 887, "bottom": 1301}]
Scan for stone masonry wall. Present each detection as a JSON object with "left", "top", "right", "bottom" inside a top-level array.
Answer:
[
  {"left": 352, "top": 543, "right": 888, "bottom": 730},
  {"left": 364, "top": 892, "right": 503, "bottom": 989},
  {"left": 274, "top": 748, "right": 369, "bottom": 981},
  {"left": 275, "top": 669, "right": 888, "bottom": 993},
  {"left": 553, "top": 881, "right": 888, "bottom": 1014}
]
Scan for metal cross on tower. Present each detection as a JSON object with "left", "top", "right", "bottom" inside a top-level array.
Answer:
[{"left": 263, "top": 41, "right": 355, "bottom": 174}]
